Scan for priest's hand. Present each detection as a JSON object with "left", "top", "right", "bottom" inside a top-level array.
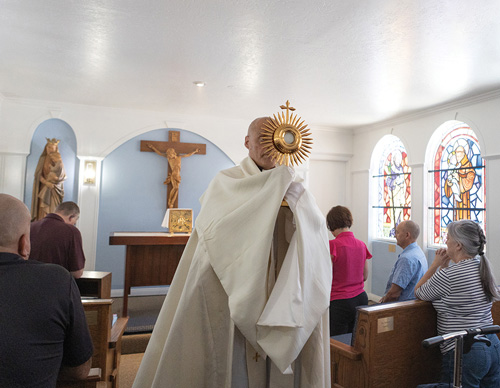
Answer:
[{"left": 284, "top": 182, "right": 305, "bottom": 212}]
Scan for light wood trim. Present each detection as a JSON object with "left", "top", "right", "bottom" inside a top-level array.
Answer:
[
  {"left": 330, "top": 339, "right": 361, "bottom": 360},
  {"left": 81, "top": 299, "right": 112, "bottom": 306},
  {"left": 87, "top": 368, "right": 101, "bottom": 379},
  {"left": 109, "top": 234, "right": 189, "bottom": 246},
  {"left": 110, "top": 317, "right": 129, "bottom": 346}
]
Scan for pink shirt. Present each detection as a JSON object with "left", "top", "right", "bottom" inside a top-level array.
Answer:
[{"left": 330, "top": 231, "right": 372, "bottom": 301}]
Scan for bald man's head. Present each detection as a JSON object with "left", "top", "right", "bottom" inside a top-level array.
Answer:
[
  {"left": 0, "top": 194, "right": 31, "bottom": 256},
  {"left": 395, "top": 220, "right": 420, "bottom": 249},
  {"left": 245, "top": 117, "right": 276, "bottom": 170},
  {"left": 401, "top": 220, "right": 420, "bottom": 240},
  {"left": 247, "top": 117, "right": 269, "bottom": 137}
]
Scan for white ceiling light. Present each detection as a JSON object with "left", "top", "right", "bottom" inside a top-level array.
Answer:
[{"left": 193, "top": 81, "right": 206, "bottom": 87}]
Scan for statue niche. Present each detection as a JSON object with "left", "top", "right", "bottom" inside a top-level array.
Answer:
[{"left": 31, "top": 138, "right": 67, "bottom": 221}]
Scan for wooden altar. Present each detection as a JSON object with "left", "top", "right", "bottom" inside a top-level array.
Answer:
[{"left": 109, "top": 232, "right": 189, "bottom": 316}]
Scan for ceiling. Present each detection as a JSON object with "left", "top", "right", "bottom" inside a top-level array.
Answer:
[{"left": 1, "top": 0, "right": 500, "bottom": 129}]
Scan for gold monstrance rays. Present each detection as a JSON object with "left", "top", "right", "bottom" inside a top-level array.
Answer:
[{"left": 261, "top": 100, "right": 313, "bottom": 166}]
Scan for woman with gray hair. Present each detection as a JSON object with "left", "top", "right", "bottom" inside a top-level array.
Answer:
[{"left": 415, "top": 220, "right": 500, "bottom": 387}]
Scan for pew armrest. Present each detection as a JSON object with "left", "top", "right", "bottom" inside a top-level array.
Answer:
[
  {"left": 109, "top": 317, "right": 128, "bottom": 348},
  {"left": 56, "top": 368, "right": 101, "bottom": 388},
  {"left": 330, "top": 339, "right": 362, "bottom": 360},
  {"left": 87, "top": 368, "right": 102, "bottom": 380}
]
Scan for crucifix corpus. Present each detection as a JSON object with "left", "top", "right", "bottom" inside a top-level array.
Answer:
[{"left": 140, "top": 130, "right": 206, "bottom": 209}]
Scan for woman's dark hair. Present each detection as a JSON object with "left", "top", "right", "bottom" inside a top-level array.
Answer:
[
  {"left": 447, "top": 220, "right": 500, "bottom": 302},
  {"left": 326, "top": 206, "right": 353, "bottom": 232}
]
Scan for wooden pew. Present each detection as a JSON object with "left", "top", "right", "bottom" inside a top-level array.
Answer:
[
  {"left": 85, "top": 299, "right": 128, "bottom": 388},
  {"left": 330, "top": 300, "right": 441, "bottom": 388},
  {"left": 59, "top": 299, "right": 128, "bottom": 388},
  {"left": 331, "top": 299, "right": 500, "bottom": 388}
]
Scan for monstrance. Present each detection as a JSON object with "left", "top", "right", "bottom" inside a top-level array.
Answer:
[{"left": 261, "top": 100, "right": 313, "bottom": 166}]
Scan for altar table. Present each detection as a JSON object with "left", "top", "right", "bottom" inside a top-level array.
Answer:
[{"left": 109, "top": 232, "right": 189, "bottom": 316}]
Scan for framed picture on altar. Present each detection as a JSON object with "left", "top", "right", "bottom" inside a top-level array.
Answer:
[{"left": 166, "top": 209, "right": 193, "bottom": 233}]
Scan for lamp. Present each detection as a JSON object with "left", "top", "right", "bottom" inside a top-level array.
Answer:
[{"left": 83, "top": 160, "right": 97, "bottom": 185}]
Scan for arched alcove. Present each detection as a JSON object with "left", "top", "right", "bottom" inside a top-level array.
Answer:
[
  {"left": 24, "top": 119, "right": 78, "bottom": 215},
  {"left": 95, "top": 127, "right": 235, "bottom": 290}
]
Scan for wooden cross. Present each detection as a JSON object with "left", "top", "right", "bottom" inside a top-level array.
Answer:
[
  {"left": 140, "top": 130, "right": 206, "bottom": 209},
  {"left": 253, "top": 352, "right": 261, "bottom": 362}
]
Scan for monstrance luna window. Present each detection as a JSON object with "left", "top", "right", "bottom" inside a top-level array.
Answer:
[
  {"left": 372, "top": 136, "right": 411, "bottom": 239},
  {"left": 428, "top": 123, "right": 485, "bottom": 244}
]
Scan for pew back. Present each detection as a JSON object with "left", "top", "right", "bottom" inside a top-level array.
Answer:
[
  {"left": 83, "top": 299, "right": 113, "bottom": 377},
  {"left": 331, "top": 300, "right": 441, "bottom": 388},
  {"left": 81, "top": 299, "right": 128, "bottom": 388}
]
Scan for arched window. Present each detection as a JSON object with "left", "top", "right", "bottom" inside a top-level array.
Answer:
[
  {"left": 428, "top": 121, "right": 485, "bottom": 244},
  {"left": 371, "top": 135, "right": 411, "bottom": 239}
]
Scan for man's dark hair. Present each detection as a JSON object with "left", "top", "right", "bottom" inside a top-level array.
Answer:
[
  {"left": 326, "top": 205, "right": 353, "bottom": 231},
  {"left": 55, "top": 201, "right": 80, "bottom": 217}
]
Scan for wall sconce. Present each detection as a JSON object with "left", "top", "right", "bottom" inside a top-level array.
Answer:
[{"left": 83, "top": 160, "right": 97, "bottom": 185}]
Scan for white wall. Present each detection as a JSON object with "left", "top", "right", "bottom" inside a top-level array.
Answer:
[
  {"left": 2, "top": 90, "right": 499, "bottom": 290},
  {"left": 0, "top": 98, "right": 249, "bottom": 162},
  {"left": 0, "top": 152, "right": 26, "bottom": 199},
  {"left": 308, "top": 126, "right": 353, "bottom": 217},
  {"left": 309, "top": 159, "right": 347, "bottom": 216},
  {"left": 0, "top": 97, "right": 352, "bottom": 275},
  {"left": 351, "top": 90, "right": 500, "bottom": 294}
]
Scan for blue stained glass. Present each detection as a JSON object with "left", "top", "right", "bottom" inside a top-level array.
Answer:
[{"left": 431, "top": 123, "right": 485, "bottom": 244}]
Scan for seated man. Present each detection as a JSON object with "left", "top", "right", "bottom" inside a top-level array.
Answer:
[
  {"left": 0, "top": 194, "right": 93, "bottom": 387},
  {"left": 30, "top": 201, "right": 86, "bottom": 278},
  {"left": 380, "top": 220, "right": 428, "bottom": 303}
]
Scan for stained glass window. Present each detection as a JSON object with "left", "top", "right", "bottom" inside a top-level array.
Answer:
[
  {"left": 372, "top": 136, "right": 411, "bottom": 239},
  {"left": 428, "top": 123, "right": 485, "bottom": 244}
]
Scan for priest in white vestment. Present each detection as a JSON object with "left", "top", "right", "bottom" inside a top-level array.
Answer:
[{"left": 133, "top": 117, "right": 332, "bottom": 388}]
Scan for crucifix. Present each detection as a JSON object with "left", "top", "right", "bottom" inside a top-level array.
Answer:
[{"left": 140, "top": 130, "right": 206, "bottom": 209}]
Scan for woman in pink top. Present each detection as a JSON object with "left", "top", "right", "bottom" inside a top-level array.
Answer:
[{"left": 327, "top": 206, "right": 372, "bottom": 336}]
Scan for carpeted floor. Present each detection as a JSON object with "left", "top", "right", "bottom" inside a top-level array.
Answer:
[
  {"left": 119, "top": 352, "right": 144, "bottom": 388},
  {"left": 122, "top": 333, "right": 151, "bottom": 354},
  {"left": 114, "top": 295, "right": 379, "bottom": 386},
  {"left": 114, "top": 296, "right": 161, "bottom": 387},
  {"left": 112, "top": 295, "right": 166, "bottom": 334},
  {"left": 119, "top": 332, "right": 152, "bottom": 387}
]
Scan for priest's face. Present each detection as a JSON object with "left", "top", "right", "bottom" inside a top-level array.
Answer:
[{"left": 245, "top": 118, "right": 276, "bottom": 170}]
